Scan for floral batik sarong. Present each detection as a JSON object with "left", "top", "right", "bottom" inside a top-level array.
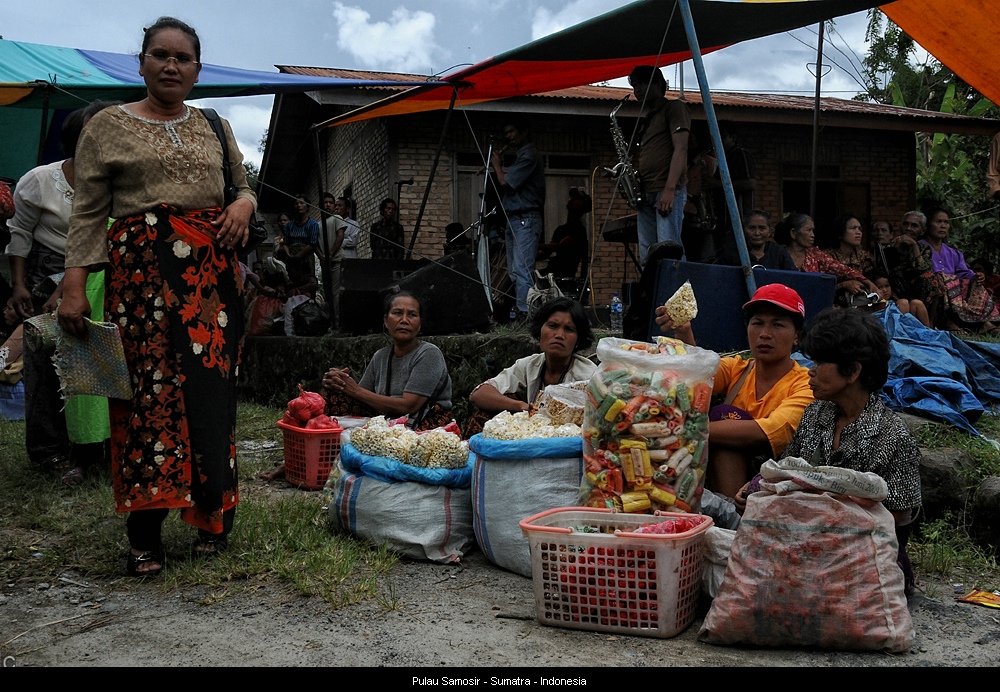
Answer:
[
  {"left": 106, "top": 205, "right": 244, "bottom": 534},
  {"left": 941, "top": 273, "right": 1000, "bottom": 325}
]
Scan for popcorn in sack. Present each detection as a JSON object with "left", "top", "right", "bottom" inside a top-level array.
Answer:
[
  {"left": 580, "top": 337, "right": 719, "bottom": 513},
  {"left": 350, "top": 415, "right": 469, "bottom": 470}
]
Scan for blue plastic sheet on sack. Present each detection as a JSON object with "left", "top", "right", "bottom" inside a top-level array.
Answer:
[
  {"left": 468, "top": 433, "right": 582, "bottom": 460},
  {"left": 339, "top": 442, "right": 474, "bottom": 488},
  {"left": 875, "top": 304, "right": 998, "bottom": 435}
]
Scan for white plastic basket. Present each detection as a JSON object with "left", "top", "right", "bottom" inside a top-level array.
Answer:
[{"left": 519, "top": 507, "right": 712, "bottom": 638}]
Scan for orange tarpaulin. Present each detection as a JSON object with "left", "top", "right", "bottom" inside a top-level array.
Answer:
[{"left": 882, "top": 0, "right": 1000, "bottom": 106}]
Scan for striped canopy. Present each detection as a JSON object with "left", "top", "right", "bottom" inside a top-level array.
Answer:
[{"left": 0, "top": 39, "right": 411, "bottom": 180}]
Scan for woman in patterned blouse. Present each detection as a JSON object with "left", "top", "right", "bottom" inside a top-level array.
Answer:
[
  {"left": 823, "top": 213, "right": 875, "bottom": 277},
  {"left": 777, "top": 213, "right": 877, "bottom": 298},
  {"left": 747, "top": 308, "right": 922, "bottom": 593},
  {"left": 58, "top": 17, "right": 256, "bottom": 577}
]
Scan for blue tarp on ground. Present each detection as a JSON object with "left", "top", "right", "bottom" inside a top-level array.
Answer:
[{"left": 878, "top": 303, "right": 1000, "bottom": 435}]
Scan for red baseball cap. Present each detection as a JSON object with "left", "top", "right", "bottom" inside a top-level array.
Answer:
[{"left": 742, "top": 283, "right": 806, "bottom": 318}]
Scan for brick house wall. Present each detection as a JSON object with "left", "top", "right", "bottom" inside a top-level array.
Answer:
[{"left": 297, "top": 106, "right": 916, "bottom": 310}]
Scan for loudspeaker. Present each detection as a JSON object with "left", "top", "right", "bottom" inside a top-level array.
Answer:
[
  {"left": 381, "top": 251, "right": 493, "bottom": 335},
  {"left": 339, "top": 259, "right": 428, "bottom": 335}
]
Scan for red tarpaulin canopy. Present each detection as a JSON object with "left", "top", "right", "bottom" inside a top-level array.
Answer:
[{"left": 318, "top": 0, "right": 885, "bottom": 129}]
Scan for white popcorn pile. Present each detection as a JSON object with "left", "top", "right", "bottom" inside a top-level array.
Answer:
[
  {"left": 482, "top": 411, "right": 581, "bottom": 440},
  {"left": 349, "top": 416, "right": 468, "bottom": 469},
  {"left": 409, "top": 429, "right": 470, "bottom": 469},
  {"left": 535, "top": 383, "right": 588, "bottom": 426},
  {"left": 349, "top": 416, "right": 417, "bottom": 461}
]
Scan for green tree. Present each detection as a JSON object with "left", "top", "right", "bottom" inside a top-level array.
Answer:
[
  {"left": 244, "top": 160, "right": 260, "bottom": 191},
  {"left": 863, "top": 10, "right": 999, "bottom": 263}
]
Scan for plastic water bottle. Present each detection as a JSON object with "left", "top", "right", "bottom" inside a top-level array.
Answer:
[{"left": 610, "top": 292, "right": 623, "bottom": 334}]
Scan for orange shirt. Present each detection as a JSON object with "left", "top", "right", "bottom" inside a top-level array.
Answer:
[{"left": 713, "top": 356, "right": 814, "bottom": 457}]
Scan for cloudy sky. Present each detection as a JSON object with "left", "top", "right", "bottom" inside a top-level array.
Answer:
[{"left": 2, "top": 1, "right": 889, "bottom": 167}]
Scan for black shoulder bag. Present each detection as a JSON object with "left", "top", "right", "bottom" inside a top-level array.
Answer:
[{"left": 201, "top": 108, "right": 267, "bottom": 260}]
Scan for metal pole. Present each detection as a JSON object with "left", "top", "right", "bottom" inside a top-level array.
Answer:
[
  {"left": 37, "top": 87, "right": 52, "bottom": 166},
  {"left": 809, "top": 21, "right": 826, "bottom": 218},
  {"left": 678, "top": 0, "right": 755, "bottom": 297},
  {"left": 407, "top": 87, "right": 458, "bottom": 259},
  {"left": 312, "top": 128, "right": 336, "bottom": 314}
]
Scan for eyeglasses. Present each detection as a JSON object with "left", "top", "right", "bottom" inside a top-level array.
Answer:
[{"left": 142, "top": 51, "right": 200, "bottom": 68}]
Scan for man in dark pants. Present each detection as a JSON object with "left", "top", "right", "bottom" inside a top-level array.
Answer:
[
  {"left": 490, "top": 119, "right": 545, "bottom": 318},
  {"left": 629, "top": 65, "right": 690, "bottom": 265}
]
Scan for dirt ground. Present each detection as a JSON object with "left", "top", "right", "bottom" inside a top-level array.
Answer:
[{"left": 2, "top": 544, "right": 998, "bottom": 669}]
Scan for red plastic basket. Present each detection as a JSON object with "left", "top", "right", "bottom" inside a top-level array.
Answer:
[
  {"left": 520, "top": 507, "right": 712, "bottom": 638},
  {"left": 277, "top": 419, "right": 343, "bottom": 490}
]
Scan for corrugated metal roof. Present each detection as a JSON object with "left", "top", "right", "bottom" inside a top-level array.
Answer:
[{"left": 276, "top": 66, "right": 998, "bottom": 133}]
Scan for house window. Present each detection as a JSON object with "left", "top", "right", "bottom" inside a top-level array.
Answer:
[{"left": 781, "top": 164, "right": 870, "bottom": 235}]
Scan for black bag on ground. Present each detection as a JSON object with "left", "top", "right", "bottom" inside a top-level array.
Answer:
[{"left": 292, "top": 299, "right": 331, "bottom": 336}]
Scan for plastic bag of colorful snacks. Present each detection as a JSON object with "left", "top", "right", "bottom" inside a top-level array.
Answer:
[{"left": 580, "top": 337, "right": 719, "bottom": 513}]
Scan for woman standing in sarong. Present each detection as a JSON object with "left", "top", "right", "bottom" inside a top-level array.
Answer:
[
  {"left": 920, "top": 207, "right": 1000, "bottom": 334},
  {"left": 58, "top": 17, "right": 256, "bottom": 576}
]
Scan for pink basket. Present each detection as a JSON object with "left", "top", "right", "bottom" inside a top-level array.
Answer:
[
  {"left": 277, "top": 419, "right": 343, "bottom": 490},
  {"left": 519, "top": 507, "right": 712, "bottom": 638}
]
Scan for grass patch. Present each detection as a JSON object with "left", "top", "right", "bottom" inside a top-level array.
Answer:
[
  {"left": 909, "top": 410, "right": 1000, "bottom": 587},
  {"left": 910, "top": 514, "right": 999, "bottom": 590},
  {"left": 912, "top": 411, "right": 1000, "bottom": 483},
  {"left": 0, "top": 404, "right": 396, "bottom": 608}
]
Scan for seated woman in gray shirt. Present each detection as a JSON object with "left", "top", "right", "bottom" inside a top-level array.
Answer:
[
  {"left": 322, "top": 291, "right": 452, "bottom": 427},
  {"left": 262, "top": 292, "right": 452, "bottom": 479}
]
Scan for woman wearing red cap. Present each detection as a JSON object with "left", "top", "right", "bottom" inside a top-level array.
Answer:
[{"left": 656, "top": 283, "right": 814, "bottom": 499}]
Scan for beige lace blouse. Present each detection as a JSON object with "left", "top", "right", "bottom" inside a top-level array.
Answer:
[{"left": 65, "top": 105, "right": 257, "bottom": 268}]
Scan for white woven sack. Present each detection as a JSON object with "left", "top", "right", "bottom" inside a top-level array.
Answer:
[
  {"left": 330, "top": 468, "right": 474, "bottom": 564},
  {"left": 701, "top": 526, "right": 736, "bottom": 599},
  {"left": 471, "top": 452, "right": 582, "bottom": 577},
  {"left": 758, "top": 456, "right": 888, "bottom": 500}
]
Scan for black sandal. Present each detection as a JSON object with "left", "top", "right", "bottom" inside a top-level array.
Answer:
[
  {"left": 193, "top": 534, "right": 228, "bottom": 556},
  {"left": 126, "top": 549, "right": 164, "bottom": 577}
]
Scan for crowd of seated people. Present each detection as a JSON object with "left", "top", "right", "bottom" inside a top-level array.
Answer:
[{"left": 694, "top": 204, "right": 999, "bottom": 338}]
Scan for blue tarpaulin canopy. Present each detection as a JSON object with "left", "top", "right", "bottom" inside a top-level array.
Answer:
[{"left": 0, "top": 39, "right": 411, "bottom": 180}]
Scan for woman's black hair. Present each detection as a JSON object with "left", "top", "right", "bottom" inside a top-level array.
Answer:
[
  {"left": 142, "top": 16, "right": 201, "bottom": 61},
  {"left": 61, "top": 100, "right": 119, "bottom": 158},
  {"left": 743, "top": 209, "right": 771, "bottom": 228},
  {"left": 383, "top": 290, "right": 421, "bottom": 316},
  {"left": 800, "top": 308, "right": 890, "bottom": 393},
  {"left": 922, "top": 206, "right": 950, "bottom": 234},
  {"left": 831, "top": 213, "right": 860, "bottom": 246},
  {"left": 775, "top": 213, "right": 811, "bottom": 246},
  {"left": 530, "top": 297, "right": 593, "bottom": 352}
]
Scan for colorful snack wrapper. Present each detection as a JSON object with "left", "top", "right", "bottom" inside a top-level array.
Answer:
[{"left": 580, "top": 337, "right": 719, "bottom": 514}]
